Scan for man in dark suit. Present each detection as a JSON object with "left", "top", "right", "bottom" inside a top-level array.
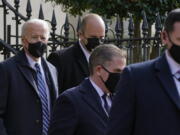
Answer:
[
  {"left": 0, "top": 19, "right": 58, "bottom": 135},
  {"left": 47, "top": 13, "right": 105, "bottom": 93},
  {"left": 48, "top": 44, "right": 127, "bottom": 135},
  {"left": 106, "top": 9, "right": 180, "bottom": 135}
]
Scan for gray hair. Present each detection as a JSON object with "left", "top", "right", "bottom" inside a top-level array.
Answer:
[
  {"left": 21, "top": 19, "right": 50, "bottom": 39},
  {"left": 89, "top": 44, "right": 127, "bottom": 75}
]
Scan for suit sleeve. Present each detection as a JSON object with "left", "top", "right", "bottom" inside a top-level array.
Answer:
[
  {"left": 49, "top": 92, "right": 78, "bottom": 135},
  {"left": 0, "top": 63, "right": 8, "bottom": 135},
  {"left": 106, "top": 67, "right": 136, "bottom": 135}
]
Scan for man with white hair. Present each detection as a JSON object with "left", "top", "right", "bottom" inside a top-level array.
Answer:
[{"left": 0, "top": 19, "right": 58, "bottom": 135}]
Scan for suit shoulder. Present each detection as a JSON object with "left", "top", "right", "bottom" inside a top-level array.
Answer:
[
  {"left": 122, "top": 58, "right": 159, "bottom": 80},
  {"left": 127, "top": 58, "right": 157, "bottom": 71},
  {"left": 48, "top": 45, "right": 76, "bottom": 65},
  {"left": 60, "top": 85, "right": 81, "bottom": 101},
  {"left": 62, "top": 85, "right": 80, "bottom": 96},
  {"left": 52, "top": 45, "right": 76, "bottom": 57},
  {"left": 0, "top": 55, "right": 16, "bottom": 68}
]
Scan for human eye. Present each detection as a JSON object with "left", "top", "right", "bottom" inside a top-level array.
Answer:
[
  {"left": 41, "top": 36, "right": 46, "bottom": 41},
  {"left": 31, "top": 36, "right": 38, "bottom": 40}
]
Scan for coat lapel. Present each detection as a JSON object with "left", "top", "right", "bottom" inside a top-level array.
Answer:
[
  {"left": 15, "top": 50, "right": 38, "bottom": 92},
  {"left": 79, "top": 79, "right": 108, "bottom": 120},
  {"left": 42, "top": 58, "right": 58, "bottom": 98},
  {"left": 155, "top": 53, "right": 180, "bottom": 109},
  {"left": 74, "top": 43, "right": 89, "bottom": 77}
]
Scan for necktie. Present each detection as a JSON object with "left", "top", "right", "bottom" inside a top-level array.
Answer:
[
  {"left": 35, "top": 63, "right": 50, "bottom": 135},
  {"left": 176, "top": 70, "right": 180, "bottom": 81},
  {"left": 102, "top": 94, "right": 111, "bottom": 115}
]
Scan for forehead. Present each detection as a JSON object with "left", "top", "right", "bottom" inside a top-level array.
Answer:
[
  {"left": 107, "top": 56, "right": 126, "bottom": 70},
  {"left": 25, "top": 23, "right": 48, "bottom": 36},
  {"left": 84, "top": 20, "right": 105, "bottom": 37}
]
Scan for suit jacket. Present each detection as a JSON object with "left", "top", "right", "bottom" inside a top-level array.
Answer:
[
  {"left": 0, "top": 50, "right": 58, "bottom": 135},
  {"left": 106, "top": 53, "right": 180, "bottom": 135},
  {"left": 47, "top": 42, "right": 89, "bottom": 93},
  {"left": 49, "top": 78, "right": 109, "bottom": 135}
]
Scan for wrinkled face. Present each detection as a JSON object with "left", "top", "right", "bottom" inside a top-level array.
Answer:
[
  {"left": 162, "top": 22, "right": 180, "bottom": 49},
  {"left": 22, "top": 23, "right": 48, "bottom": 52}
]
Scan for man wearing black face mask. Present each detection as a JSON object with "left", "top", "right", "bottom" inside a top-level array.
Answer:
[
  {"left": 106, "top": 9, "right": 180, "bottom": 135},
  {"left": 47, "top": 13, "right": 105, "bottom": 93},
  {"left": 0, "top": 19, "right": 58, "bottom": 135},
  {"left": 100, "top": 65, "right": 122, "bottom": 93},
  {"left": 48, "top": 44, "right": 126, "bottom": 135}
]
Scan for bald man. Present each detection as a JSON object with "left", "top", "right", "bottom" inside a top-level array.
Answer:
[{"left": 47, "top": 13, "right": 105, "bottom": 93}]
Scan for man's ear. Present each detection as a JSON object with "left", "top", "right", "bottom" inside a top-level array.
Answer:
[
  {"left": 161, "top": 31, "right": 168, "bottom": 44},
  {"left": 77, "top": 31, "right": 81, "bottom": 37},
  {"left": 21, "top": 36, "right": 29, "bottom": 49},
  {"left": 162, "top": 31, "right": 167, "bottom": 40},
  {"left": 78, "top": 30, "right": 83, "bottom": 38},
  {"left": 21, "top": 38, "right": 25, "bottom": 44},
  {"left": 78, "top": 31, "right": 83, "bottom": 40},
  {"left": 21, "top": 36, "right": 26, "bottom": 43},
  {"left": 95, "top": 65, "right": 102, "bottom": 76}
]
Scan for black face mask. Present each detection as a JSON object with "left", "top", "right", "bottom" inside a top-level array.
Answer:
[
  {"left": 169, "top": 42, "right": 180, "bottom": 64},
  {"left": 101, "top": 66, "right": 121, "bottom": 93},
  {"left": 28, "top": 41, "right": 47, "bottom": 58},
  {"left": 85, "top": 37, "right": 103, "bottom": 52}
]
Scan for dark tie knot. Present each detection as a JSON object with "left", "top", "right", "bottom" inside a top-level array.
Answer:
[
  {"left": 174, "top": 70, "right": 180, "bottom": 81},
  {"left": 102, "top": 93, "right": 111, "bottom": 115},
  {"left": 103, "top": 93, "right": 113, "bottom": 101},
  {"left": 35, "top": 63, "right": 41, "bottom": 72},
  {"left": 102, "top": 93, "right": 107, "bottom": 99}
]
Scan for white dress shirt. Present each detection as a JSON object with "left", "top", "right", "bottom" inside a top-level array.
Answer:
[
  {"left": 79, "top": 40, "right": 90, "bottom": 63},
  {"left": 89, "top": 78, "right": 112, "bottom": 116},
  {"left": 165, "top": 50, "right": 180, "bottom": 97},
  {"left": 25, "top": 53, "right": 51, "bottom": 110}
]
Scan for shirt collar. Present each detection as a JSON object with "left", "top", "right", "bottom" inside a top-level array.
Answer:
[
  {"left": 165, "top": 50, "right": 180, "bottom": 75},
  {"left": 79, "top": 40, "right": 90, "bottom": 63},
  {"left": 89, "top": 78, "right": 104, "bottom": 97},
  {"left": 25, "top": 53, "right": 41, "bottom": 70}
]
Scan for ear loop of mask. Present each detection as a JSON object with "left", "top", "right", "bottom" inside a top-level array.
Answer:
[
  {"left": 79, "top": 31, "right": 87, "bottom": 45},
  {"left": 98, "top": 65, "right": 110, "bottom": 84}
]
